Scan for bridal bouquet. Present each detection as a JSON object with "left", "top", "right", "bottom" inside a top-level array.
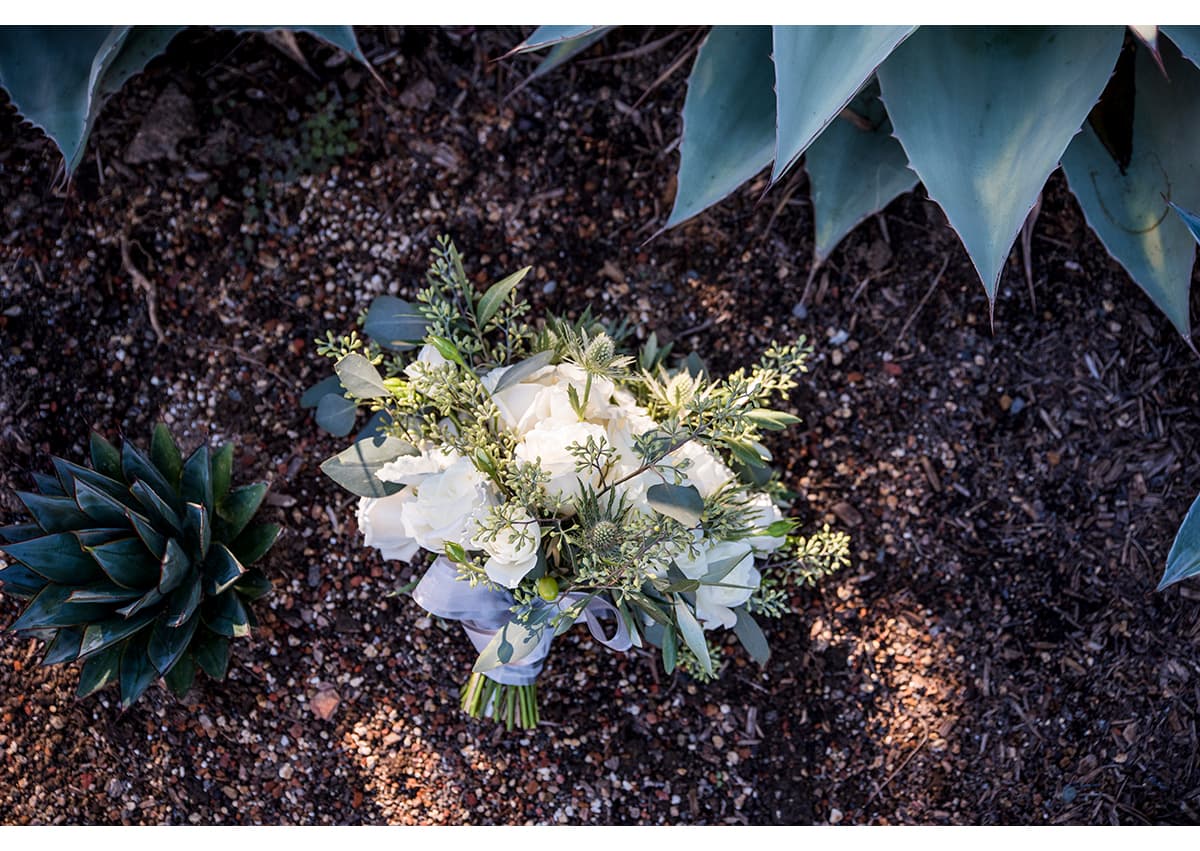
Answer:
[{"left": 313, "top": 238, "right": 849, "bottom": 728}]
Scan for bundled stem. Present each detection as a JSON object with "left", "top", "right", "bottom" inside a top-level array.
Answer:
[{"left": 460, "top": 673, "right": 540, "bottom": 730}]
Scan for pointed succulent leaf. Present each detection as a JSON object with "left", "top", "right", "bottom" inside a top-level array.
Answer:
[
  {"left": 527, "top": 28, "right": 612, "bottom": 79},
  {"left": 646, "top": 483, "right": 705, "bottom": 527},
  {"left": 78, "top": 612, "right": 156, "bottom": 658},
  {"left": 669, "top": 26, "right": 776, "bottom": 228},
  {"left": 192, "top": 629, "right": 230, "bottom": 680},
  {"left": 162, "top": 651, "right": 196, "bottom": 698},
  {"left": 510, "top": 25, "right": 606, "bottom": 53},
  {"left": 130, "top": 479, "right": 183, "bottom": 532},
  {"left": 1, "top": 532, "right": 102, "bottom": 584},
  {"left": 158, "top": 538, "right": 190, "bottom": 595},
  {"left": 232, "top": 569, "right": 273, "bottom": 601},
  {"left": 67, "top": 582, "right": 143, "bottom": 604},
  {"left": 89, "top": 432, "right": 124, "bottom": 481},
  {"left": 202, "top": 592, "right": 251, "bottom": 638},
  {"left": 673, "top": 597, "right": 712, "bottom": 676},
  {"left": 147, "top": 613, "right": 198, "bottom": 676},
  {"left": 123, "top": 441, "right": 180, "bottom": 512},
  {"left": 732, "top": 607, "right": 771, "bottom": 666},
  {"left": 877, "top": 26, "right": 1125, "bottom": 301},
  {"left": 73, "top": 478, "right": 133, "bottom": 528},
  {"left": 54, "top": 458, "right": 136, "bottom": 506},
  {"left": 43, "top": 628, "right": 83, "bottom": 666},
  {"left": 119, "top": 635, "right": 158, "bottom": 709},
  {"left": 216, "top": 483, "right": 267, "bottom": 541},
  {"left": 87, "top": 537, "right": 159, "bottom": 589},
  {"left": 320, "top": 435, "right": 411, "bottom": 498},
  {"left": 32, "top": 472, "right": 66, "bottom": 497},
  {"left": 0, "top": 523, "right": 42, "bottom": 544},
  {"left": 96, "top": 25, "right": 184, "bottom": 99},
  {"left": 125, "top": 508, "right": 166, "bottom": 559},
  {"left": 150, "top": 423, "right": 184, "bottom": 488},
  {"left": 204, "top": 543, "right": 246, "bottom": 596},
  {"left": 116, "top": 586, "right": 164, "bottom": 619},
  {"left": 315, "top": 393, "right": 357, "bottom": 437},
  {"left": 229, "top": 523, "right": 280, "bottom": 567},
  {"left": 1062, "top": 37, "right": 1200, "bottom": 341},
  {"left": 11, "top": 585, "right": 114, "bottom": 631},
  {"left": 235, "top": 26, "right": 370, "bottom": 66},
  {"left": 16, "top": 492, "right": 91, "bottom": 533},
  {"left": 76, "top": 644, "right": 122, "bottom": 697},
  {"left": 362, "top": 296, "right": 428, "bottom": 350},
  {"left": 1160, "top": 490, "right": 1200, "bottom": 590},
  {"left": 476, "top": 266, "right": 532, "bottom": 325},
  {"left": 771, "top": 25, "right": 914, "bottom": 182},
  {"left": 0, "top": 562, "right": 50, "bottom": 598},
  {"left": 211, "top": 443, "right": 234, "bottom": 504},
  {"left": 1163, "top": 26, "right": 1200, "bottom": 70},
  {"left": 805, "top": 81, "right": 919, "bottom": 261},
  {"left": 181, "top": 446, "right": 213, "bottom": 511},
  {"left": 184, "top": 502, "right": 211, "bottom": 560},
  {"left": 165, "top": 576, "right": 202, "bottom": 628}
]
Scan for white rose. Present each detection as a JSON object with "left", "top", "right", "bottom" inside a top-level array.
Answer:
[
  {"left": 402, "top": 456, "right": 495, "bottom": 553},
  {"left": 475, "top": 509, "right": 542, "bottom": 588},
  {"left": 675, "top": 539, "right": 759, "bottom": 630},
  {"left": 376, "top": 445, "right": 455, "bottom": 486},
  {"left": 746, "top": 492, "right": 787, "bottom": 553},
  {"left": 603, "top": 404, "right": 660, "bottom": 511},
  {"left": 671, "top": 440, "right": 734, "bottom": 498},
  {"left": 514, "top": 419, "right": 607, "bottom": 505},
  {"left": 483, "top": 363, "right": 616, "bottom": 435},
  {"left": 357, "top": 490, "right": 421, "bottom": 562},
  {"left": 403, "top": 343, "right": 450, "bottom": 380}
]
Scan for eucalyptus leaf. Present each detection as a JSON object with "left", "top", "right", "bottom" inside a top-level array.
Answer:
[
  {"left": 733, "top": 607, "right": 771, "bottom": 666},
  {"left": 320, "top": 435, "right": 413, "bottom": 498},
  {"left": 315, "top": 393, "right": 357, "bottom": 437},
  {"left": 646, "top": 483, "right": 705, "bottom": 527},
  {"left": 673, "top": 598, "right": 712, "bottom": 676},
  {"left": 300, "top": 375, "right": 345, "bottom": 408},
  {"left": 490, "top": 350, "right": 555, "bottom": 394},
  {"left": 362, "top": 295, "right": 428, "bottom": 350},
  {"left": 473, "top": 617, "right": 543, "bottom": 673},
  {"left": 878, "top": 26, "right": 1125, "bottom": 301},
  {"left": 334, "top": 352, "right": 390, "bottom": 398}
]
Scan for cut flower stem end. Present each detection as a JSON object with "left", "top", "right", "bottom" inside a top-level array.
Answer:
[{"left": 460, "top": 673, "right": 540, "bottom": 730}]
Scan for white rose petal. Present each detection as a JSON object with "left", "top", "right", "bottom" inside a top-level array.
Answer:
[
  {"left": 403, "top": 343, "right": 450, "bottom": 380},
  {"left": 401, "top": 456, "right": 496, "bottom": 553},
  {"left": 376, "top": 446, "right": 456, "bottom": 485},
  {"left": 675, "top": 539, "right": 758, "bottom": 630},
  {"left": 476, "top": 509, "right": 542, "bottom": 589},
  {"left": 357, "top": 491, "right": 420, "bottom": 562},
  {"left": 746, "top": 492, "right": 787, "bottom": 553},
  {"left": 671, "top": 440, "right": 734, "bottom": 499},
  {"left": 514, "top": 419, "right": 607, "bottom": 505}
]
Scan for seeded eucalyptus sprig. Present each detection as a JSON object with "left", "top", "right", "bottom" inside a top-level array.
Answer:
[{"left": 0, "top": 426, "right": 281, "bottom": 708}]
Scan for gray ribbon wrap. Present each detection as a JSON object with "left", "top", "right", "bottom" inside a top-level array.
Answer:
[{"left": 411, "top": 556, "right": 633, "bottom": 686}]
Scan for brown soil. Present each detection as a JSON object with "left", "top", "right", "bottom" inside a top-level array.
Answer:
[{"left": 1, "top": 26, "right": 1199, "bottom": 825}]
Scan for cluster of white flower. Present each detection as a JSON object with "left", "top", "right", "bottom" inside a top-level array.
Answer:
[{"left": 357, "top": 344, "right": 788, "bottom": 631}]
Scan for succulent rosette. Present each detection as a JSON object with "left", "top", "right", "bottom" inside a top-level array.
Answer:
[
  {"left": 0, "top": 426, "right": 280, "bottom": 708},
  {"left": 311, "top": 238, "right": 850, "bottom": 729}
]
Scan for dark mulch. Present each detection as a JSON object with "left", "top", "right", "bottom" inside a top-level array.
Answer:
[{"left": 1, "top": 26, "right": 1199, "bottom": 825}]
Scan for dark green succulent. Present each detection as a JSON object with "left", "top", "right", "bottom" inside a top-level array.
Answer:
[{"left": 0, "top": 425, "right": 281, "bottom": 708}]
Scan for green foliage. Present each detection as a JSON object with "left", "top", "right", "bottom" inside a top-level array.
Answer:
[
  {"left": 0, "top": 426, "right": 280, "bottom": 708},
  {"left": 0, "top": 25, "right": 367, "bottom": 176},
  {"left": 513, "top": 25, "right": 1200, "bottom": 344},
  {"left": 1161, "top": 491, "right": 1200, "bottom": 590}
]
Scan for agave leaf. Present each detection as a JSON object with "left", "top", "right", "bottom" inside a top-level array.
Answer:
[
  {"left": 673, "top": 597, "right": 712, "bottom": 676},
  {"left": 204, "top": 543, "right": 246, "bottom": 596},
  {"left": 202, "top": 591, "right": 251, "bottom": 638},
  {"left": 320, "top": 435, "right": 412, "bottom": 498},
  {"left": 42, "top": 627, "right": 84, "bottom": 666},
  {"left": 96, "top": 26, "right": 185, "bottom": 99},
  {"left": 76, "top": 643, "right": 122, "bottom": 698},
  {"left": 216, "top": 483, "right": 267, "bottom": 541},
  {"left": 78, "top": 612, "right": 156, "bottom": 658},
  {"left": 88, "top": 537, "right": 159, "bottom": 589},
  {"left": 130, "top": 480, "right": 183, "bottom": 532},
  {"left": 89, "top": 432, "right": 124, "bottom": 481},
  {"left": 147, "top": 613, "right": 199, "bottom": 676},
  {"left": 0, "top": 26, "right": 120, "bottom": 172},
  {"left": 150, "top": 423, "right": 184, "bottom": 489},
  {"left": 1162, "top": 26, "right": 1200, "bottom": 70},
  {"left": 732, "top": 607, "right": 770, "bottom": 666},
  {"left": 54, "top": 458, "right": 137, "bottom": 506},
  {"left": 528, "top": 28, "right": 613, "bottom": 79},
  {"left": 158, "top": 538, "right": 190, "bottom": 595},
  {"left": 73, "top": 478, "right": 132, "bottom": 528},
  {"left": 125, "top": 508, "right": 166, "bottom": 559},
  {"left": 805, "top": 81, "right": 919, "bottom": 261},
  {"left": 184, "top": 503, "right": 211, "bottom": 561},
  {"left": 771, "top": 25, "right": 914, "bottom": 182},
  {"left": 118, "top": 634, "right": 158, "bottom": 709},
  {"left": 16, "top": 492, "right": 91, "bottom": 533},
  {"left": 67, "top": 582, "right": 143, "bottom": 604},
  {"left": 116, "top": 586, "right": 164, "bottom": 619},
  {"left": 0, "top": 532, "right": 102, "bottom": 584},
  {"left": 362, "top": 296, "right": 428, "bottom": 351},
  {"left": 162, "top": 651, "right": 196, "bottom": 697},
  {"left": 229, "top": 523, "right": 281, "bottom": 566},
  {"left": 668, "top": 26, "right": 776, "bottom": 229},
  {"left": 234, "top": 25, "right": 369, "bottom": 66},
  {"left": 510, "top": 25, "right": 607, "bottom": 53},
  {"left": 123, "top": 441, "right": 181, "bottom": 513},
  {"left": 877, "top": 26, "right": 1125, "bottom": 302},
  {"left": 1160, "top": 490, "right": 1200, "bottom": 590},
  {"left": 0, "top": 523, "right": 43, "bottom": 544},
  {"left": 192, "top": 629, "right": 231, "bottom": 680},
  {"left": 181, "top": 446, "right": 213, "bottom": 511},
  {"left": 32, "top": 472, "right": 67, "bottom": 497},
  {"left": 210, "top": 443, "right": 234, "bottom": 504},
  {"left": 165, "top": 576, "right": 202, "bottom": 628},
  {"left": 315, "top": 393, "right": 357, "bottom": 437},
  {"left": 0, "top": 561, "right": 50, "bottom": 598},
  {"left": 1062, "top": 37, "right": 1200, "bottom": 341},
  {"left": 11, "top": 584, "right": 114, "bottom": 631},
  {"left": 232, "top": 569, "right": 273, "bottom": 601}
]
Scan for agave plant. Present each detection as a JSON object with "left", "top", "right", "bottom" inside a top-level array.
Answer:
[
  {"left": 512, "top": 25, "right": 1200, "bottom": 346},
  {"left": 0, "top": 426, "right": 280, "bottom": 708},
  {"left": 0, "top": 25, "right": 368, "bottom": 175}
]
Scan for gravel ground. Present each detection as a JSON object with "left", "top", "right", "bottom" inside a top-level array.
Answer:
[{"left": 1, "top": 26, "right": 1199, "bottom": 825}]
